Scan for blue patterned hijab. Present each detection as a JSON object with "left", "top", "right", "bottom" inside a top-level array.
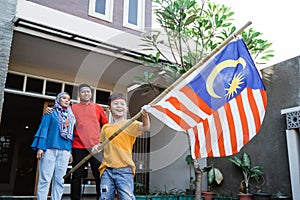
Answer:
[{"left": 53, "top": 92, "right": 76, "bottom": 140}]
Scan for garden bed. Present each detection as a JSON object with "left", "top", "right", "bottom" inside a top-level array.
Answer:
[{"left": 136, "top": 195, "right": 238, "bottom": 200}]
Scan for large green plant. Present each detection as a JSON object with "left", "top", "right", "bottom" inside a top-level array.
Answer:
[
  {"left": 229, "top": 152, "right": 264, "bottom": 194},
  {"left": 136, "top": 0, "right": 274, "bottom": 91}
]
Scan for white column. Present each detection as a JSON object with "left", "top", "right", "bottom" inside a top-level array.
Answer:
[
  {"left": 281, "top": 106, "right": 300, "bottom": 200},
  {"left": 285, "top": 129, "right": 300, "bottom": 200}
]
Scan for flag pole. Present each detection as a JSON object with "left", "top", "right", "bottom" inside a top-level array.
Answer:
[{"left": 63, "top": 21, "right": 252, "bottom": 179}]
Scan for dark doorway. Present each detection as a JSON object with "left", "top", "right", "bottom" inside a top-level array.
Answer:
[{"left": 0, "top": 93, "right": 44, "bottom": 195}]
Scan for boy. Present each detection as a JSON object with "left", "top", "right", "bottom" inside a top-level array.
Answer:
[{"left": 96, "top": 93, "right": 150, "bottom": 200}]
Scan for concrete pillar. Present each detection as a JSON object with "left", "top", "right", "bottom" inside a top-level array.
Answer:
[
  {"left": 281, "top": 106, "right": 300, "bottom": 200},
  {"left": 0, "top": 0, "right": 17, "bottom": 118}
]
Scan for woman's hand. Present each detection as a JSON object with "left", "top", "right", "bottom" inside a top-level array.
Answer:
[
  {"left": 69, "top": 153, "right": 73, "bottom": 164},
  {"left": 37, "top": 149, "right": 44, "bottom": 160}
]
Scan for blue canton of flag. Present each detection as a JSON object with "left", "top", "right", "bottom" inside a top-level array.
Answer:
[{"left": 187, "top": 39, "right": 265, "bottom": 111}]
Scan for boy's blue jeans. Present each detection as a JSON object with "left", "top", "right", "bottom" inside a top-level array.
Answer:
[{"left": 100, "top": 167, "right": 135, "bottom": 200}]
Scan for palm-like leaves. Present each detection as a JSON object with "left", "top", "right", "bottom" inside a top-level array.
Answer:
[{"left": 229, "top": 152, "right": 264, "bottom": 194}]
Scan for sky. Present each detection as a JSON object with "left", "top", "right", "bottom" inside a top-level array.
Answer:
[{"left": 210, "top": 0, "right": 300, "bottom": 68}]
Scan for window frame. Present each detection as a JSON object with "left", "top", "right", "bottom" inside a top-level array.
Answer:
[
  {"left": 5, "top": 71, "right": 111, "bottom": 106},
  {"left": 88, "top": 0, "right": 114, "bottom": 22},
  {"left": 123, "top": 0, "right": 146, "bottom": 30}
]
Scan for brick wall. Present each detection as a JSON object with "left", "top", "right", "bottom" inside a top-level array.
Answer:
[
  {"left": 28, "top": 0, "right": 151, "bottom": 36},
  {"left": 0, "top": 0, "right": 17, "bottom": 118}
]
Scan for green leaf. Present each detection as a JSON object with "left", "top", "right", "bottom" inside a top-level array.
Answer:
[
  {"left": 184, "top": 15, "right": 198, "bottom": 26},
  {"left": 214, "top": 168, "right": 224, "bottom": 184},
  {"left": 148, "top": 72, "right": 155, "bottom": 79},
  {"left": 207, "top": 168, "right": 215, "bottom": 185},
  {"left": 242, "top": 153, "right": 251, "bottom": 168},
  {"left": 185, "top": 154, "right": 193, "bottom": 165}
]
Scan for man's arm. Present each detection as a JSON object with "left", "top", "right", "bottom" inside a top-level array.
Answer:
[
  {"left": 96, "top": 104, "right": 109, "bottom": 126},
  {"left": 43, "top": 107, "right": 54, "bottom": 114}
]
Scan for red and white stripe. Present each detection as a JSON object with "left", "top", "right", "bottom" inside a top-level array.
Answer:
[
  {"left": 147, "top": 89, "right": 212, "bottom": 131},
  {"left": 187, "top": 88, "right": 267, "bottom": 158}
]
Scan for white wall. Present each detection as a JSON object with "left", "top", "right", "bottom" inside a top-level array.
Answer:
[{"left": 148, "top": 117, "right": 207, "bottom": 193}]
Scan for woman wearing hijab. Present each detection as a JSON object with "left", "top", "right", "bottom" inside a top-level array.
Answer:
[{"left": 31, "top": 92, "right": 76, "bottom": 200}]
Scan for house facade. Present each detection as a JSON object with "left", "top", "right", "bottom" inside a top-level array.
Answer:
[
  {"left": 3, "top": 0, "right": 297, "bottom": 199},
  {"left": 0, "top": 0, "right": 161, "bottom": 195}
]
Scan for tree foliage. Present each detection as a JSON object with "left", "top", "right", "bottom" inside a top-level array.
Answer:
[{"left": 136, "top": 0, "right": 274, "bottom": 92}]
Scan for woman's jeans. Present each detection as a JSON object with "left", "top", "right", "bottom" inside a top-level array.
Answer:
[
  {"left": 37, "top": 149, "right": 70, "bottom": 200},
  {"left": 100, "top": 167, "right": 135, "bottom": 200}
]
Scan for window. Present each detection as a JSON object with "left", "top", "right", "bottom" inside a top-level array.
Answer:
[
  {"left": 123, "top": 0, "right": 145, "bottom": 30},
  {"left": 26, "top": 77, "right": 43, "bottom": 94},
  {"left": 95, "top": 90, "right": 110, "bottom": 105},
  {"left": 45, "top": 80, "right": 62, "bottom": 96},
  {"left": 64, "top": 84, "right": 78, "bottom": 100},
  {"left": 5, "top": 71, "right": 111, "bottom": 106},
  {"left": 89, "top": 0, "right": 113, "bottom": 22},
  {"left": 5, "top": 73, "right": 24, "bottom": 91}
]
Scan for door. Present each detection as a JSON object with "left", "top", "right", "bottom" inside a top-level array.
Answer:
[{"left": 0, "top": 93, "right": 44, "bottom": 195}]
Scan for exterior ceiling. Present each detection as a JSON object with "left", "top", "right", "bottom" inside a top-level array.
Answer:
[{"left": 9, "top": 31, "right": 149, "bottom": 88}]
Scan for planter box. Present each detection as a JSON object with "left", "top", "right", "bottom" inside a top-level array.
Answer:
[
  {"left": 136, "top": 195, "right": 180, "bottom": 200},
  {"left": 179, "top": 195, "right": 198, "bottom": 200},
  {"left": 213, "top": 197, "right": 238, "bottom": 200},
  {"left": 151, "top": 196, "right": 177, "bottom": 200},
  {"left": 253, "top": 192, "right": 272, "bottom": 200},
  {"left": 272, "top": 195, "right": 291, "bottom": 200},
  {"left": 136, "top": 195, "right": 240, "bottom": 200},
  {"left": 136, "top": 195, "right": 151, "bottom": 200}
]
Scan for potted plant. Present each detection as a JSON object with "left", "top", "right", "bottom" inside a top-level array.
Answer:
[
  {"left": 229, "top": 152, "right": 264, "bottom": 200},
  {"left": 252, "top": 175, "right": 271, "bottom": 200},
  {"left": 201, "top": 165, "right": 224, "bottom": 200}
]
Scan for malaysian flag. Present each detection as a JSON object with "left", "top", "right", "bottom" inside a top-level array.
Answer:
[{"left": 145, "top": 39, "right": 267, "bottom": 158}]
